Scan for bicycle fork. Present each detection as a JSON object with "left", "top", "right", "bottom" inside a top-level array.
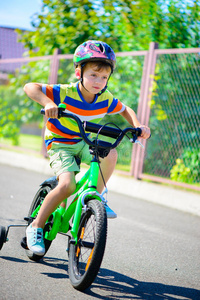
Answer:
[{"left": 70, "top": 158, "right": 106, "bottom": 244}]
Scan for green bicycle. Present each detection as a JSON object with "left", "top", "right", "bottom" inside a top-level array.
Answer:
[{"left": 0, "top": 104, "right": 142, "bottom": 291}]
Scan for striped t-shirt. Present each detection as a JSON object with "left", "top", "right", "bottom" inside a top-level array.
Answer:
[{"left": 42, "top": 82, "right": 125, "bottom": 150}]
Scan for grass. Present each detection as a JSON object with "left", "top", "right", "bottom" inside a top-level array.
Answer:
[
  {"left": 115, "top": 163, "right": 130, "bottom": 172},
  {"left": 0, "top": 134, "right": 43, "bottom": 152}
]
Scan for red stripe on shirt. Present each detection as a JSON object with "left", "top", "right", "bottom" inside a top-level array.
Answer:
[{"left": 46, "top": 86, "right": 54, "bottom": 101}]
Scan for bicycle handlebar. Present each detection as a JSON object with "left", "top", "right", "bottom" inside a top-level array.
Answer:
[
  {"left": 83, "top": 121, "right": 123, "bottom": 139},
  {"left": 41, "top": 108, "right": 142, "bottom": 149}
]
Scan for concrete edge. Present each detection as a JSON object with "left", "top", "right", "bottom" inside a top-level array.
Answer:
[{"left": 107, "top": 174, "right": 200, "bottom": 217}]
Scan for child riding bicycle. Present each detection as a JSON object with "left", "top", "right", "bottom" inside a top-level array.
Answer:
[{"left": 23, "top": 40, "right": 151, "bottom": 256}]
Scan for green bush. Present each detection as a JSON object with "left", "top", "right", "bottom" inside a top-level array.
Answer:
[
  {"left": 0, "top": 87, "right": 22, "bottom": 145},
  {"left": 170, "top": 158, "right": 191, "bottom": 183},
  {"left": 170, "top": 148, "right": 200, "bottom": 183}
]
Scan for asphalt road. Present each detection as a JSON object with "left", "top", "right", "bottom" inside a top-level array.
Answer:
[{"left": 0, "top": 164, "right": 200, "bottom": 300}]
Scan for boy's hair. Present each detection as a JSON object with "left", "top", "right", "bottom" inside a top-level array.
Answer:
[{"left": 77, "top": 61, "right": 112, "bottom": 73}]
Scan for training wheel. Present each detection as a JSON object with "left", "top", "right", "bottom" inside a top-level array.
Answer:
[{"left": 0, "top": 225, "right": 7, "bottom": 250}]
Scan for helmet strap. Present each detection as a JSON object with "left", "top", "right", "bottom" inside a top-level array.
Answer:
[
  {"left": 79, "top": 63, "right": 90, "bottom": 93},
  {"left": 97, "top": 71, "right": 112, "bottom": 95}
]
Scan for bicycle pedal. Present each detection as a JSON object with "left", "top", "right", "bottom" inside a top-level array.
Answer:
[{"left": 20, "top": 236, "right": 28, "bottom": 250}]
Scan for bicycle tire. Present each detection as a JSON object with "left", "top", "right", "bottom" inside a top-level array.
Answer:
[
  {"left": 69, "top": 199, "right": 107, "bottom": 291},
  {"left": 25, "top": 185, "right": 53, "bottom": 261},
  {"left": 0, "top": 225, "right": 6, "bottom": 250}
]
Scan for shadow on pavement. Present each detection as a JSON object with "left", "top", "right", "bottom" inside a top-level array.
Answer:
[
  {"left": 1, "top": 255, "right": 199, "bottom": 299},
  {"left": 86, "top": 267, "right": 200, "bottom": 300}
]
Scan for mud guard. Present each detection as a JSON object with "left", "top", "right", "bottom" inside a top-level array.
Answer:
[{"left": 40, "top": 176, "right": 58, "bottom": 190}]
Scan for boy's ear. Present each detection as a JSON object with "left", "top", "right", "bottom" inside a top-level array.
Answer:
[{"left": 75, "top": 68, "right": 81, "bottom": 79}]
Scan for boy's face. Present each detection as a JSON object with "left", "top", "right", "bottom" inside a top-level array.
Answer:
[{"left": 81, "top": 63, "right": 111, "bottom": 96}]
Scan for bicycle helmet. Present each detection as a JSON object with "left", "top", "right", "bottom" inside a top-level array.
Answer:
[{"left": 73, "top": 40, "right": 116, "bottom": 72}]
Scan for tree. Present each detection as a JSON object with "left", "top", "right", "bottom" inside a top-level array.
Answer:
[{"left": 17, "top": 0, "right": 199, "bottom": 55}]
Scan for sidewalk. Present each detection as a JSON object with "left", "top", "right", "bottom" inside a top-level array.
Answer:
[{"left": 0, "top": 148, "right": 199, "bottom": 217}]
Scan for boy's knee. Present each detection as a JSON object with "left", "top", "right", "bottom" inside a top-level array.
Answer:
[
  {"left": 102, "top": 148, "right": 117, "bottom": 167},
  {"left": 108, "top": 148, "right": 118, "bottom": 163},
  {"left": 58, "top": 181, "right": 76, "bottom": 198}
]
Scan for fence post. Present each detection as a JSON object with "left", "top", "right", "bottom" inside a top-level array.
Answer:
[
  {"left": 48, "top": 48, "right": 61, "bottom": 84},
  {"left": 130, "top": 42, "right": 158, "bottom": 178},
  {"left": 41, "top": 48, "right": 61, "bottom": 157}
]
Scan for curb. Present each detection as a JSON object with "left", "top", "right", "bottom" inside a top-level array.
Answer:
[{"left": 0, "top": 149, "right": 199, "bottom": 217}]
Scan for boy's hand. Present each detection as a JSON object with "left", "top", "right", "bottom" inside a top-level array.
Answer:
[
  {"left": 44, "top": 102, "right": 58, "bottom": 118},
  {"left": 139, "top": 125, "right": 151, "bottom": 139}
]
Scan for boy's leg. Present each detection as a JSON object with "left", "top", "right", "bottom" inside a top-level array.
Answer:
[
  {"left": 26, "top": 171, "right": 76, "bottom": 255},
  {"left": 97, "top": 148, "right": 118, "bottom": 193},
  {"left": 31, "top": 171, "right": 76, "bottom": 229},
  {"left": 97, "top": 148, "right": 118, "bottom": 218}
]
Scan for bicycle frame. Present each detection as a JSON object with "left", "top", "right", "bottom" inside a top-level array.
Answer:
[{"left": 31, "top": 155, "right": 103, "bottom": 245}]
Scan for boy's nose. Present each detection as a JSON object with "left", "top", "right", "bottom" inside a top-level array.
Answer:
[{"left": 95, "top": 77, "right": 101, "bottom": 83}]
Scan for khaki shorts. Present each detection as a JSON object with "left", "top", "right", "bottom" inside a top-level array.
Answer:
[{"left": 47, "top": 140, "right": 92, "bottom": 177}]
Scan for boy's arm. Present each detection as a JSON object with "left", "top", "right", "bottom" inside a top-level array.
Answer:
[
  {"left": 120, "top": 106, "right": 150, "bottom": 139},
  {"left": 23, "top": 82, "right": 58, "bottom": 118}
]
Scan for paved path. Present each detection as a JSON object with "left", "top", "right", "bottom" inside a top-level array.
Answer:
[
  {"left": 1, "top": 165, "right": 200, "bottom": 299},
  {"left": 0, "top": 148, "right": 199, "bottom": 217}
]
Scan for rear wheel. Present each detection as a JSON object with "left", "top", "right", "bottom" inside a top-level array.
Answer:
[
  {"left": 0, "top": 225, "right": 6, "bottom": 250},
  {"left": 25, "top": 185, "right": 53, "bottom": 261},
  {"left": 69, "top": 199, "right": 107, "bottom": 291}
]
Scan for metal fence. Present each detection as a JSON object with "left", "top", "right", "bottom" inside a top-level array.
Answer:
[
  {"left": 144, "top": 51, "right": 199, "bottom": 183},
  {"left": 0, "top": 43, "right": 199, "bottom": 191},
  {"left": 131, "top": 45, "right": 200, "bottom": 191}
]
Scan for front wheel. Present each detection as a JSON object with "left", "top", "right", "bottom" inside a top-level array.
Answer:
[
  {"left": 68, "top": 199, "right": 107, "bottom": 291},
  {"left": 25, "top": 185, "right": 53, "bottom": 261}
]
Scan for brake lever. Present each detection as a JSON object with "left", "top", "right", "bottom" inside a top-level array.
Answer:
[
  {"left": 130, "top": 138, "right": 144, "bottom": 148},
  {"left": 135, "top": 139, "right": 144, "bottom": 148},
  {"left": 130, "top": 133, "right": 144, "bottom": 148}
]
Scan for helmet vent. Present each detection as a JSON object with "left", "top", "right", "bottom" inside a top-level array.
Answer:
[{"left": 99, "top": 43, "right": 104, "bottom": 53}]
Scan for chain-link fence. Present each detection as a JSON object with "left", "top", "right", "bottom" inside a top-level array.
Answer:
[
  {"left": 0, "top": 58, "right": 51, "bottom": 144},
  {"left": 144, "top": 52, "right": 200, "bottom": 186}
]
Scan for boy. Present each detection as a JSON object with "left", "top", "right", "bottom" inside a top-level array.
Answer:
[{"left": 24, "top": 40, "right": 150, "bottom": 255}]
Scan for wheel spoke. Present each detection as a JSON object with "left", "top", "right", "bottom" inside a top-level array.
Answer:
[
  {"left": 85, "top": 248, "right": 94, "bottom": 271},
  {"left": 77, "top": 215, "right": 96, "bottom": 274}
]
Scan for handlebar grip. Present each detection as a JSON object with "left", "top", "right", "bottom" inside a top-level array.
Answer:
[
  {"left": 135, "top": 128, "right": 151, "bottom": 139},
  {"left": 137, "top": 127, "right": 142, "bottom": 136},
  {"left": 40, "top": 106, "right": 64, "bottom": 118}
]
